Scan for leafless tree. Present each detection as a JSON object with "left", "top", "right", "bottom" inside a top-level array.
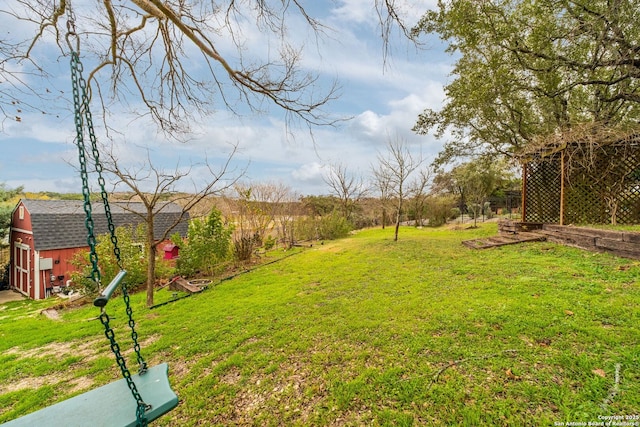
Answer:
[
  {"left": 224, "top": 181, "right": 288, "bottom": 260},
  {"left": 408, "top": 167, "right": 432, "bottom": 227},
  {"left": 375, "top": 137, "right": 422, "bottom": 241},
  {"left": 268, "top": 183, "right": 299, "bottom": 249},
  {"left": 371, "top": 164, "right": 393, "bottom": 229},
  {"left": 323, "top": 162, "right": 368, "bottom": 222},
  {"left": 0, "top": 0, "right": 412, "bottom": 133},
  {"left": 100, "top": 142, "right": 243, "bottom": 307}
]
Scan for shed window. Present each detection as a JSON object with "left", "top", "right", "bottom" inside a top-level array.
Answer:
[{"left": 19, "top": 206, "right": 24, "bottom": 220}]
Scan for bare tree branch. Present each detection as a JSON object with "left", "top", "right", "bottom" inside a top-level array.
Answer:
[
  {"left": 97, "top": 141, "right": 244, "bottom": 306},
  {"left": 0, "top": 0, "right": 350, "bottom": 136}
]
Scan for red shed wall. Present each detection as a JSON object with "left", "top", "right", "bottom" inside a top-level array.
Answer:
[
  {"left": 37, "top": 247, "right": 85, "bottom": 293},
  {"left": 10, "top": 202, "right": 36, "bottom": 298}
]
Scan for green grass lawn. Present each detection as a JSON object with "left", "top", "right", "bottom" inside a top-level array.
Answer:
[{"left": 1, "top": 223, "right": 639, "bottom": 426}]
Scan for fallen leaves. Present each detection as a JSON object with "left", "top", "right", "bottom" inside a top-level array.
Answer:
[
  {"left": 537, "top": 338, "right": 552, "bottom": 347},
  {"left": 505, "top": 368, "right": 521, "bottom": 380},
  {"left": 592, "top": 368, "right": 607, "bottom": 378}
]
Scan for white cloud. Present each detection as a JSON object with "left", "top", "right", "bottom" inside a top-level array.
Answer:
[
  {"left": 292, "top": 161, "right": 325, "bottom": 182},
  {"left": 6, "top": 177, "right": 80, "bottom": 194},
  {"left": 0, "top": 0, "right": 451, "bottom": 196}
]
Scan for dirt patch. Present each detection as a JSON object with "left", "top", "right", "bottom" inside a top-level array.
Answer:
[
  {"left": 221, "top": 367, "right": 242, "bottom": 385},
  {"left": 67, "top": 376, "right": 94, "bottom": 393},
  {"left": 230, "top": 356, "right": 328, "bottom": 425},
  {"left": 0, "top": 373, "right": 62, "bottom": 394},
  {"left": 0, "top": 369, "right": 96, "bottom": 395},
  {"left": 5, "top": 337, "right": 104, "bottom": 360},
  {"left": 162, "top": 357, "right": 197, "bottom": 381},
  {"left": 2, "top": 335, "right": 161, "bottom": 396}
]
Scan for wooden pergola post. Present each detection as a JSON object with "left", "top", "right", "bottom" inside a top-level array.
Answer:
[
  {"left": 559, "top": 151, "right": 565, "bottom": 225},
  {"left": 521, "top": 163, "right": 527, "bottom": 221}
]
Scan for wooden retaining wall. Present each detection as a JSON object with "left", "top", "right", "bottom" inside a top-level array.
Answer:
[
  {"left": 498, "top": 219, "right": 640, "bottom": 260},
  {"left": 539, "top": 224, "right": 640, "bottom": 260}
]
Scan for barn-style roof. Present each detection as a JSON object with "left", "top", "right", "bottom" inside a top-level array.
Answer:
[{"left": 19, "top": 199, "right": 189, "bottom": 251}]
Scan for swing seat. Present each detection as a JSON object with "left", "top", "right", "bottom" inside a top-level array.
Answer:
[{"left": 1, "top": 363, "right": 178, "bottom": 427}]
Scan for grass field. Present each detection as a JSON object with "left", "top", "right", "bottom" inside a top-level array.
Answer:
[{"left": 1, "top": 223, "right": 639, "bottom": 426}]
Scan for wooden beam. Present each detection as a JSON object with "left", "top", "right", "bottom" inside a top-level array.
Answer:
[
  {"left": 521, "top": 163, "right": 527, "bottom": 221},
  {"left": 560, "top": 151, "right": 565, "bottom": 226}
]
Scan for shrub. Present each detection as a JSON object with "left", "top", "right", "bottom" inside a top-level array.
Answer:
[
  {"left": 293, "top": 212, "right": 352, "bottom": 242},
  {"left": 263, "top": 235, "right": 277, "bottom": 250},
  {"left": 0, "top": 262, "right": 9, "bottom": 290},
  {"left": 234, "top": 234, "right": 259, "bottom": 262},
  {"left": 293, "top": 217, "right": 319, "bottom": 241},
  {"left": 70, "top": 225, "right": 148, "bottom": 296},
  {"left": 175, "top": 208, "right": 233, "bottom": 276},
  {"left": 483, "top": 202, "right": 494, "bottom": 219},
  {"left": 318, "top": 212, "right": 352, "bottom": 240},
  {"left": 426, "top": 195, "right": 457, "bottom": 227},
  {"left": 449, "top": 207, "right": 461, "bottom": 220}
]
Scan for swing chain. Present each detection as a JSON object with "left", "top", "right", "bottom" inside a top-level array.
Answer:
[
  {"left": 100, "top": 310, "right": 151, "bottom": 427},
  {"left": 67, "top": 5, "right": 148, "bottom": 425},
  {"left": 70, "top": 50, "right": 101, "bottom": 285},
  {"left": 68, "top": 7, "right": 143, "bottom": 374},
  {"left": 123, "top": 285, "right": 148, "bottom": 373}
]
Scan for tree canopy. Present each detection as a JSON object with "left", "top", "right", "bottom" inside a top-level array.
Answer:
[{"left": 412, "top": 0, "right": 640, "bottom": 166}]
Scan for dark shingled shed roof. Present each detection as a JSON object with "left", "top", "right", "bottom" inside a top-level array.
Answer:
[{"left": 21, "top": 199, "right": 189, "bottom": 251}]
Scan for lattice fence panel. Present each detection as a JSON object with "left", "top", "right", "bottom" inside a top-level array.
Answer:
[
  {"left": 564, "top": 171, "right": 608, "bottom": 224},
  {"left": 523, "top": 158, "right": 561, "bottom": 223},
  {"left": 525, "top": 143, "right": 640, "bottom": 225}
]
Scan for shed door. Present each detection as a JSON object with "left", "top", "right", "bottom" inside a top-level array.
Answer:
[{"left": 13, "top": 243, "right": 31, "bottom": 296}]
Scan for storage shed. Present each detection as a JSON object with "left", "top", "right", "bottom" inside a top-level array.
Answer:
[{"left": 9, "top": 199, "right": 189, "bottom": 300}]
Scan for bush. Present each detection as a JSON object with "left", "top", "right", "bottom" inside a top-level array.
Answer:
[
  {"left": 318, "top": 212, "right": 352, "bottom": 240},
  {"left": 483, "top": 202, "right": 494, "bottom": 219},
  {"left": 449, "top": 207, "right": 461, "bottom": 220},
  {"left": 70, "top": 225, "right": 148, "bottom": 296},
  {"left": 0, "top": 262, "right": 9, "bottom": 290},
  {"left": 175, "top": 208, "right": 233, "bottom": 276},
  {"left": 234, "top": 234, "right": 260, "bottom": 262},
  {"left": 350, "top": 212, "right": 376, "bottom": 230},
  {"left": 263, "top": 235, "right": 276, "bottom": 251},
  {"left": 293, "top": 212, "right": 352, "bottom": 242},
  {"left": 154, "top": 258, "right": 176, "bottom": 281},
  {"left": 425, "top": 195, "right": 457, "bottom": 227},
  {"left": 293, "top": 217, "right": 319, "bottom": 241}
]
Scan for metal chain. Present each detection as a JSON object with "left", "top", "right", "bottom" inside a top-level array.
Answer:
[
  {"left": 70, "top": 51, "right": 101, "bottom": 285},
  {"left": 100, "top": 312, "right": 150, "bottom": 427},
  {"left": 68, "top": 5, "right": 148, "bottom": 426},
  {"left": 83, "top": 104, "right": 123, "bottom": 269},
  {"left": 74, "top": 59, "right": 147, "bottom": 371},
  {"left": 123, "top": 285, "right": 148, "bottom": 373}
]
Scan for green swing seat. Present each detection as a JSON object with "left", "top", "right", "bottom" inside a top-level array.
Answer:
[{"left": 1, "top": 363, "right": 178, "bottom": 427}]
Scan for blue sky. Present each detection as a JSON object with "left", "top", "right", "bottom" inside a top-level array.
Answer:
[{"left": 0, "top": 0, "right": 451, "bottom": 196}]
